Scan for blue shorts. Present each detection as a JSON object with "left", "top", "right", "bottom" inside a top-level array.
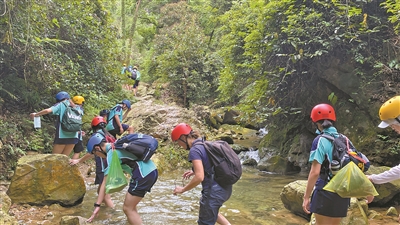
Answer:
[
  {"left": 310, "top": 179, "right": 350, "bottom": 217},
  {"left": 108, "top": 123, "right": 130, "bottom": 137},
  {"left": 127, "top": 168, "right": 158, "bottom": 198},
  {"left": 198, "top": 183, "right": 232, "bottom": 225}
]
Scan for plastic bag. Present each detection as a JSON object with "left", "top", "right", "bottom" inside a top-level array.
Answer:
[
  {"left": 105, "top": 151, "right": 128, "bottom": 194},
  {"left": 323, "top": 161, "right": 379, "bottom": 198}
]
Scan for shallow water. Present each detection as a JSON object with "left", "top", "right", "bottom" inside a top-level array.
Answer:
[{"left": 66, "top": 166, "right": 308, "bottom": 225}]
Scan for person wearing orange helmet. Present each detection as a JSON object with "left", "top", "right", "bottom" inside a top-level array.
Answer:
[
  {"left": 302, "top": 104, "right": 352, "bottom": 225},
  {"left": 171, "top": 123, "right": 232, "bottom": 225}
]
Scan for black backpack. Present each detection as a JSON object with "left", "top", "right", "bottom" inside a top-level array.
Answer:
[
  {"left": 114, "top": 133, "right": 158, "bottom": 161},
  {"left": 320, "top": 134, "right": 370, "bottom": 178},
  {"left": 195, "top": 140, "right": 242, "bottom": 187},
  {"left": 60, "top": 102, "right": 83, "bottom": 132}
]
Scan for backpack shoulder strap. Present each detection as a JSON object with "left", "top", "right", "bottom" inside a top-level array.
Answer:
[{"left": 320, "top": 133, "right": 335, "bottom": 141}]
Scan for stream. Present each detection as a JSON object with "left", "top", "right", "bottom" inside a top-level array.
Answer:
[{"left": 61, "top": 166, "right": 309, "bottom": 225}]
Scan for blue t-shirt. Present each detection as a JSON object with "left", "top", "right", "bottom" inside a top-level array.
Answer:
[
  {"left": 106, "top": 104, "right": 123, "bottom": 131},
  {"left": 309, "top": 126, "right": 339, "bottom": 164},
  {"left": 189, "top": 139, "right": 214, "bottom": 190},
  {"left": 103, "top": 143, "right": 157, "bottom": 178},
  {"left": 50, "top": 100, "right": 79, "bottom": 139},
  {"left": 134, "top": 70, "right": 141, "bottom": 81}
]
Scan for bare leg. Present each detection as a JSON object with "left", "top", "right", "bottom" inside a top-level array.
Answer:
[
  {"left": 52, "top": 144, "right": 65, "bottom": 154},
  {"left": 127, "top": 126, "right": 134, "bottom": 134},
  {"left": 216, "top": 213, "right": 231, "bottom": 225},
  {"left": 103, "top": 194, "right": 114, "bottom": 208},
  {"left": 314, "top": 213, "right": 342, "bottom": 225},
  {"left": 123, "top": 193, "right": 143, "bottom": 225},
  {"left": 61, "top": 144, "right": 75, "bottom": 156}
]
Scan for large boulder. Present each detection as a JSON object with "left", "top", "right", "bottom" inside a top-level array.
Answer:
[
  {"left": 7, "top": 154, "right": 85, "bottom": 206},
  {"left": 281, "top": 180, "right": 373, "bottom": 225},
  {"left": 367, "top": 165, "right": 400, "bottom": 205}
]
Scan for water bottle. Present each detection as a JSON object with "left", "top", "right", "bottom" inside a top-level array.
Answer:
[
  {"left": 330, "top": 160, "right": 340, "bottom": 175},
  {"left": 34, "top": 116, "right": 41, "bottom": 129}
]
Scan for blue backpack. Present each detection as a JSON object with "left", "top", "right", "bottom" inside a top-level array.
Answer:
[{"left": 114, "top": 133, "right": 158, "bottom": 161}]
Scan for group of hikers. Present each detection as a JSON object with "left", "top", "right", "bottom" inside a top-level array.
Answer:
[
  {"left": 121, "top": 64, "right": 141, "bottom": 96},
  {"left": 303, "top": 95, "right": 400, "bottom": 225},
  {"left": 28, "top": 91, "right": 234, "bottom": 225},
  {"left": 28, "top": 89, "right": 400, "bottom": 224}
]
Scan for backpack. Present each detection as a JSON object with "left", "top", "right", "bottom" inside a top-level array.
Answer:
[
  {"left": 194, "top": 140, "right": 242, "bottom": 187},
  {"left": 130, "top": 70, "right": 137, "bottom": 80},
  {"left": 60, "top": 102, "right": 83, "bottom": 132},
  {"left": 114, "top": 133, "right": 158, "bottom": 161},
  {"left": 321, "top": 133, "right": 370, "bottom": 178}
]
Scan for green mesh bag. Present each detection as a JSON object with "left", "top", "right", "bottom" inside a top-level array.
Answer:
[
  {"left": 106, "top": 151, "right": 128, "bottom": 194},
  {"left": 323, "top": 161, "right": 378, "bottom": 198}
]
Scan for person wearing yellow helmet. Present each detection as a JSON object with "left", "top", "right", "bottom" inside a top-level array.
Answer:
[
  {"left": 377, "top": 96, "right": 400, "bottom": 131},
  {"left": 71, "top": 95, "right": 85, "bottom": 159},
  {"left": 368, "top": 96, "right": 400, "bottom": 223}
]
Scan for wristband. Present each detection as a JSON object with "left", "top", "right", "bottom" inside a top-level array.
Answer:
[{"left": 94, "top": 203, "right": 101, "bottom": 207}]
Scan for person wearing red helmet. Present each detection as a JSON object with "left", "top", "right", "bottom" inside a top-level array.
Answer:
[
  {"left": 171, "top": 123, "right": 232, "bottom": 225},
  {"left": 70, "top": 116, "right": 116, "bottom": 208},
  {"left": 302, "top": 104, "right": 370, "bottom": 225}
]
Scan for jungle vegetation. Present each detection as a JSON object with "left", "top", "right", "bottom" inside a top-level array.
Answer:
[{"left": 0, "top": 0, "right": 400, "bottom": 174}]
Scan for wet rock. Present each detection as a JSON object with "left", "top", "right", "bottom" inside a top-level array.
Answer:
[
  {"left": 280, "top": 180, "right": 308, "bottom": 219},
  {"left": 7, "top": 154, "right": 85, "bottom": 207},
  {"left": 257, "top": 155, "right": 287, "bottom": 173},
  {"left": 222, "top": 109, "right": 239, "bottom": 125},
  {"left": 242, "top": 158, "right": 257, "bottom": 166},
  {"left": 60, "top": 216, "right": 87, "bottom": 225}
]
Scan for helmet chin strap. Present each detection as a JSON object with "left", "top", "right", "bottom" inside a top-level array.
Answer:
[{"left": 179, "top": 136, "right": 190, "bottom": 150}]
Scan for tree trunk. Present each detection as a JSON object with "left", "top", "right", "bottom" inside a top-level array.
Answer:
[
  {"left": 127, "top": 0, "right": 141, "bottom": 61},
  {"left": 121, "top": 0, "right": 126, "bottom": 55}
]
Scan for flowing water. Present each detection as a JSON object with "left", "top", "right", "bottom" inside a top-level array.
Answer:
[{"left": 63, "top": 166, "right": 308, "bottom": 225}]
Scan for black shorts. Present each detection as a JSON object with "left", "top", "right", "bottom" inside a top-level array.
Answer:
[
  {"left": 310, "top": 188, "right": 350, "bottom": 217},
  {"left": 108, "top": 124, "right": 129, "bottom": 138},
  {"left": 73, "top": 140, "right": 84, "bottom": 153},
  {"left": 127, "top": 169, "right": 158, "bottom": 197}
]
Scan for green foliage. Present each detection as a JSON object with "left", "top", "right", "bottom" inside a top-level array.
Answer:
[
  {"left": 148, "top": 2, "right": 220, "bottom": 107},
  {"left": 156, "top": 145, "right": 190, "bottom": 172},
  {"left": 0, "top": 0, "right": 121, "bottom": 109}
]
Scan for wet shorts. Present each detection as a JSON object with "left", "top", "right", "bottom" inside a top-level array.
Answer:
[
  {"left": 198, "top": 183, "right": 232, "bottom": 225},
  {"left": 310, "top": 187, "right": 350, "bottom": 217},
  {"left": 73, "top": 139, "right": 84, "bottom": 153},
  {"left": 127, "top": 169, "right": 158, "bottom": 198}
]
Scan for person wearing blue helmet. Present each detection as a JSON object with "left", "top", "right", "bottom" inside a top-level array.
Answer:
[
  {"left": 106, "top": 99, "right": 134, "bottom": 138},
  {"left": 29, "top": 91, "right": 79, "bottom": 156},
  {"left": 85, "top": 133, "right": 158, "bottom": 224}
]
